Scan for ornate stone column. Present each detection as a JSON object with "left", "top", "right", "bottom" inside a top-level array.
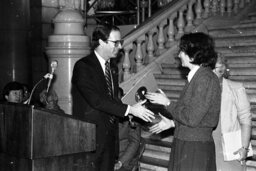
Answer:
[{"left": 46, "top": 1, "right": 90, "bottom": 114}]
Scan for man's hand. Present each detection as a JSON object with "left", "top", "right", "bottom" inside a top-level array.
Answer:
[
  {"left": 149, "top": 113, "right": 175, "bottom": 134},
  {"left": 129, "top": 100, "right": 155, "bottom": 122}
]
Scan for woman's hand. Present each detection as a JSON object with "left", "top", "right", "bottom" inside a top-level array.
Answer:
[
  {"left": 234, "top": 147, "right": 248, "bottom": 164},
  {"left": 149, "top": 113, "right": 175, "bottom": 134},
  {"left": 114, "top": 161, "right": 122, "bottom": 170},
  {"left": 145, "top": 89, "right": 170, "bottom": 106}
]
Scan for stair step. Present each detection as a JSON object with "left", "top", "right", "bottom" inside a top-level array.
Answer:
[
  {"left": 140, "top": 162, "right": 168, "bottom": 171},
  {"left": 223, "top": 52, "right": 256, "bottom": 57},
  {"left": 225, "top": 56, "right": 256, "bottom": 64},
  {"left": 240, "top": 18, "right": 256, "bottom": 24},
  {"left": 210, "top": 27, "right": 256, "bottom": 37},
  {"left": 140, "top": 156, "right": 169, "bottom": 168},
  {"left": 237, "top": 22, "right": 256, "bottom": 28},
  {"left": 215, "top": 39, "right": 256, "bottom": 47},
  {"left": 165, "top": 90, "right": 182, "bottom": 99},
  {"left": 145, "top": 143, "right": 171, "bottom": 154},
  {"left": 229, "top": 67, "right": 256, "bottom": 76},
  {"left": 142, "top": 148, "right": 170, "bottom": 161},
  {"left": 216, "top": 45, "right": 256, "bottom": 53},
  {"left": 158, "top": 84, "right": 184, "bottom": 91},
  {"left": 228, "top": 63, "right": 256, "bottom": 68},
  {"left": 229, "top": 76, "right": 256, "bottom": 82},
  {"left": 154, "top": 73, "right": 186, "bottom": 79},
  {"left": 145, "top": 138, "right": 173, "bottom": 148},
  {"left": 155, "top": 78, "right": 186, "bottom": 86}
]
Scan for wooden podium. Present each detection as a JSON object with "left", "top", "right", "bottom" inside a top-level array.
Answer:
[{"left": 0, "top": 103, "right": 96, "bottom": 171}]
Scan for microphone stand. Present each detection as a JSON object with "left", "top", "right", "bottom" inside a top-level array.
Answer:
[{"left": 26, "top": 73, "right": 52, "bottom": 105}]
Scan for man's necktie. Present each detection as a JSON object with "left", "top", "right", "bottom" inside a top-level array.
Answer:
[
  {"left": 105, "top": 61, "right": 116, "bottom": 124},
  {"left": 105, "top": 61, "right": 113, "bottom": 97}
]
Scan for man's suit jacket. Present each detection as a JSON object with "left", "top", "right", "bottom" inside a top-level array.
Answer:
[{"left": 72, "top": 52, "right": 128, "bottom": 153}]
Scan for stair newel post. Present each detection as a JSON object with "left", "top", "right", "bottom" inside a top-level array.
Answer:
[
  {"left": 234, "top": 0, "right": 239, "bottom": 14},
  {"left": 220, "top": 0, "right": 226, "bottom": 16},
  {"left": 135, "top": 36, "right": 145, "bottom": 72},
  {"left": 147, "top": 28, "right": 157, "bottom": 63},
  {"left": 123, "top": 43, "right": 133, "bottom": 81},
  {"left": 202, "top": 0, "right": 210, "bottom": 19},
  {"left": 175, "top": 6, "right": 186, "bottom": 39},
  {"left": 165, "top": 13, "right": 177, "bottom": 48},
  {"left": 155, "top": 20, "right": 167, "bottom": 56},
  {"left": 227, "top": 0, "right": 233, "bottom": 17},
  {"left": 185, "top": 0, "right": 195, "bottom": 32},
  {"left": 194, "top": 0, "right": 203, "bottom": 25},
  {"left": 239, "top": 0, "right": 245, "bottom": 8},
  {"left": 211, "top": 0, "right": 218, "bottom": 16}
]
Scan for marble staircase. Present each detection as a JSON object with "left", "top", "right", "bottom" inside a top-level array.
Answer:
[{"left": 139, "top": 10, "right": 256, "bottom": 171}]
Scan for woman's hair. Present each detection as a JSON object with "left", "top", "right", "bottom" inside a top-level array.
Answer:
[
  {"left": 179, "top": 32, "right": 217, "bottom": 69},
  {"left": 216, "top": 53, "right": 230, "bottom": 78},
  {"left": 91, "top": 23, "right": 120, "bottom": 49}
]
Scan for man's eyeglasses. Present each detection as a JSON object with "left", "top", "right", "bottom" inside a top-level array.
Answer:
[{"left": 107, "top": 39, "right": 124, "bottom": 47}]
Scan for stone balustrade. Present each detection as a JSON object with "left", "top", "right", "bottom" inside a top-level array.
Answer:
[{"left": 121, "top": 0, "right": 251, "bottom": 82}]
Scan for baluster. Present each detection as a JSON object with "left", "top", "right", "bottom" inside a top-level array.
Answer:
[
  {"left": 156, "top": 20, "right": 167, "bottom": 56},
  {"left": 220, "top": 0, "right": 225, "bottom": 16},
  {"left": 239, "top": 0, "right": 245, "bottom": 8},
  {"left": 185, "top": 0, "right": 195, "bottom": 32},
  {"left": 147, "top": 28, "right": 157, "bottom": 63},
  {"left": 211, "top": 0, "right": 218, "bottom": 16},
  {"left": 123, "top": 43, "right": 133, "bottom": 81},
  {"left": 175, "top": 6, "right": 186, "bottom": 39},
  {"left": 203, "top": 0, "right": 210, "bottom": 19},
  {"left": 135, "top": 36, "right": 145, "bottom": 72},
  {"left": 166, "top": 13, "right": 177, "bottom": 48},
  {"left": 234, "top": 0, "right": 239, "bottom": 14},
  {"left": 227, "top": 0, "right": 233, "bottom": 17},
  {"left": 194, "top": 0, "right": 203, "bottom": 25},
  {"left": 137, "top": 0, "right": 140, "bottom": 25},
  {"left": 141, "top": 0, "right": 147, "bottom": 22}
]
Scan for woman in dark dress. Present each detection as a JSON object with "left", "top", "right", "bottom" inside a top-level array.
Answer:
[{"left": 146, "top": 32, "right": 221, "bottom": 171}]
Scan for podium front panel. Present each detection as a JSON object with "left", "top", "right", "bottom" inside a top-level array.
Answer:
[{"left": 0, "top": 104, "right": 96, "bottom": 159}]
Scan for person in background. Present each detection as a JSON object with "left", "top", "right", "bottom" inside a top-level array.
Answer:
[
  {"left": 22, "top": 83, "right": 31, "bottom": 104},
  {"left": 212, "top": 53, "right": 252, "bottom": 171},
  {"left": 2, "top": 81, "right": 24, "bottom": 103},
  {"left": 39, "top": 89, "right": 65, "bottom": 113},
  {"left": 114, "top": 88, "right": 142, "bottom": 171},
  {"left": 72, "top": 23, "right": 154, "bottom": 171},
  {"left": 146, "top": 32, "right": 221, "bottom": 171}
]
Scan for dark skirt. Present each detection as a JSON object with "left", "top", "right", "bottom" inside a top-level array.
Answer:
[{"left": 168, "top": 138, "right": 216, "bottom": 171}]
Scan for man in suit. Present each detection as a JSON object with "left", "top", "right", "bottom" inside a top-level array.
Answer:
[{"left": 72, "top": 24, "right": 154, "bottom": 171}]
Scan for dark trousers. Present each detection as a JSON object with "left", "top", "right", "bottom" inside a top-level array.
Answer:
[{"left": 87, "top": 123, "right": 118, "bottom": 171}]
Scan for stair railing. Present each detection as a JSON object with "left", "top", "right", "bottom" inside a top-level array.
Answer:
[{"left": 120, "top": 0, "right": 252, "bottom": 84}]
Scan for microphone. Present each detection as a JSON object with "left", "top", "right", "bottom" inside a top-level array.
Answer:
[
  {"left": 46, "top": 60, "right": 58, "bottom": 93},
  {"left": 26, "top": 73, "right": 52, "bottom": 105},
  {"left": 26, "top": 60, "right": 58, "bottom": 105}
]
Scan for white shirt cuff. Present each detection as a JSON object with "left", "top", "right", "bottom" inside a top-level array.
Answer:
[{"left": 124, "top": 105, "right": 130, "bottom": 116}]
